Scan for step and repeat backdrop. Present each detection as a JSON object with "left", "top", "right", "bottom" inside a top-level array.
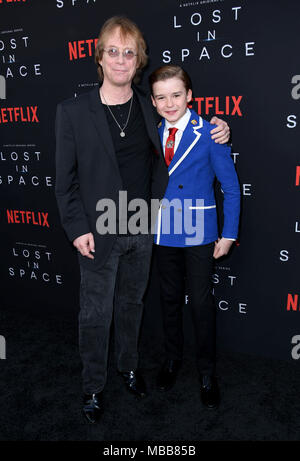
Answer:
[{"left": 0, "top": 0, "right": 299, "bottom": 362}]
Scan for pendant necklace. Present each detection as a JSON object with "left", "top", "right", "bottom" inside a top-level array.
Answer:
[{"left": 100, "top": 89, "right": 133, "bottom": 137}]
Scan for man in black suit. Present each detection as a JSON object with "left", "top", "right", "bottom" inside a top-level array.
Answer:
[{"left": 55, "top": 16, "right": 230, "bottom": 424}]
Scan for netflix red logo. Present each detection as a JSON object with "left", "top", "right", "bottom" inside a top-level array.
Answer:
[
  {"left": 296, "top": 166, "right": 300, "bottom": 186},
  {"left": 0, "top": 0, "right": 27, "bottom": 3},
  {"left": 7, "top": 210, "right": 49, "bottom": 227},
  {"left": 0, "top": 106, "right": 39, "bottom": 123},
  {"left": 68, "top": 39, "right": 98, "bottom": 61},
  {"left": 286, "top": 293, "right": 300, "bottom": 311},
  {"left": 189, "top": 96, "right": 243, "bottom": 117}
]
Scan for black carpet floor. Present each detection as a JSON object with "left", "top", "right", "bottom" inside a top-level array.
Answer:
[{"left": 0, "top": 303, "right": 299, "bottom": 442}]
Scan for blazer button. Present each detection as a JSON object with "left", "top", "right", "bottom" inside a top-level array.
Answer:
[
  {"left": 177, "top": 208, "right": 182, "bottom": 212},
  {"left": 178, "top": 185, "right": 183, "bottom": 189},
  {"left": 161, "top": 205, "right": 166, "bottom": 209}
]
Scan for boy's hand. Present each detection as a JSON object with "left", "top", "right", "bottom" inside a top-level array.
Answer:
[{"left": 213, "top": 237, "right": 233, "bottom": 259}]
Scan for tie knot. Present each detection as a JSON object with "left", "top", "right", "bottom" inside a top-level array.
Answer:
[{"left": 168, "top": 127, "right": 178, "bottom": 137}]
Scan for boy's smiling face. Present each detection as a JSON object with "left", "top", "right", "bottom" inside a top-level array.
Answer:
[{"left": 151, "top": 77, "right": 192, "bottom": 125}]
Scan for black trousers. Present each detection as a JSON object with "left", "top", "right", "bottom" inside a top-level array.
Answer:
[
  {"left": 79, "top": 234, "right": 153, "bottom": 394},
  {"left": 156, "top": 242, "right": 216, "bottom": 376}
]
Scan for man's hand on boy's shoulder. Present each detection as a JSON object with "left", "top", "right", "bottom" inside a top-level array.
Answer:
[{"left": 210, "top": 116, "right": 230, "bottom": 144}]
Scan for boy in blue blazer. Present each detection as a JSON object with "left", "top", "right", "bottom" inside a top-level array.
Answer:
[{"left": 149, "top": 65, "right": 240, "bottom": 409}]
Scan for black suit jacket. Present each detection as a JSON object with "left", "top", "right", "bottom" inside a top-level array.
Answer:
[{"left": 55, "top": 85, "right": 168, "bottom": 271}]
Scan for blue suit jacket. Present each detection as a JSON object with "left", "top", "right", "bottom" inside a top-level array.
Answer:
[{"left": 154, "top": 110, "right": 240, "bottom": 247}]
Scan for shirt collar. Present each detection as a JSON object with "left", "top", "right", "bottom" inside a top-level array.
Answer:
[{"left": 165, "top": 108, "right": 191, "bottom": 133}]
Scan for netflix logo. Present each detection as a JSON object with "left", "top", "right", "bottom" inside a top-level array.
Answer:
[
  {"left": 0, "top": 0, "right": 27, "bottom": 4},
  {"left": 7, "top": 210, "right": 49, "bottom": 227},
  {"left": 0, "top": 106, "right": 39, "bottom": 123},
  {"left": 296, "top": 166, "right": 300, "bottom": 186},
  {"left": 286, "top": 294, "right": 300, "bottom": 312},
  {"left": 68, "top": 39, "right": 98, "bottom": 61},
  {"left": 189, "top": 96, "right": 243, "bottom": 117}
]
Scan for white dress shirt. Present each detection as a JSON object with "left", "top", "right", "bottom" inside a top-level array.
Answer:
[{"left": 162, "top": 108, "right": 191, "bottom": 156}]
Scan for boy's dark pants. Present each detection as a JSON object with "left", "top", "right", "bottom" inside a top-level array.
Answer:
[{"left": 156, "top": 242, "right": 216, "bottom": 376}]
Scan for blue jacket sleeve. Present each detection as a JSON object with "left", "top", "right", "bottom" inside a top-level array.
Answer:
[{"left": 209, "top": 133, "right": 240, "bottom": 239}]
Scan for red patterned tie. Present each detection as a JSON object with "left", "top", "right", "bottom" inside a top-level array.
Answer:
[{"left": 165, "top": 127, "right": 178, "bottom": 167}]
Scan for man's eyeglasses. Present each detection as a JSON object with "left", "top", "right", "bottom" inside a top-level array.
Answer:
[{"left": 103, "top": 47, "right": 138, "bottom": 60}]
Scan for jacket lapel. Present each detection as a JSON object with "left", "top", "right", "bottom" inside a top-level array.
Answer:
[
  {"left": 88, "top": 87, "right": 120, "bottom": 173},
  {"left": 134, "top": 86, "right": 164, "bottom": 161},
  {"left": 158, "top": 118, "right": 165, "bottom": 147},
  {"left": 168, "top": 112, "right": 203, "bottom": 176}
]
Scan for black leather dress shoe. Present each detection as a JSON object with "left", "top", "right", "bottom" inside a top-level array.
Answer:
[
  {"left": 119, "top": 370, "right": 147, "bottom": 398},
  {"left": 82, "top": 391, "right": 103, "bottom": 423},
  {"left": 200, "top": 375, "right": 220, "bottom": 409},
  {"left": 157, "top": 359, "right": 181, "bottom": 391}
]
